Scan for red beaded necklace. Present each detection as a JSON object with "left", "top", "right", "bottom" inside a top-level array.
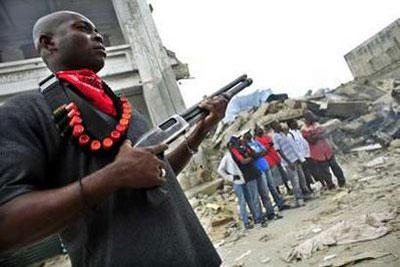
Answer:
[{"left": 62, "top": 96, "right": 132, "bottom": 152}]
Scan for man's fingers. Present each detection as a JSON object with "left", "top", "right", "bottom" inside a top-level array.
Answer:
[
  {"left": 144, "top": 143, "right": 169, "bottom": 155},
  {"left": 122, "top": 139, "right": 133, "bottom": 147},
  {"left": 157, "top": 177, "right": 167, "bottom": 184},
  {"left": 156, "top": 159, "right": 168, "bottom": 171}
]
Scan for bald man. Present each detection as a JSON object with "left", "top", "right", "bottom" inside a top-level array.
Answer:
[{"left": 0, "top": 11, "right": 226, "bottom": 266}]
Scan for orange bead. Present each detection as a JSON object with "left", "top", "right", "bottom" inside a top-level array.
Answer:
[
  {"left": 123, "top": 108, "right": 131, "bottom": 114},
  {"left": 67, "top": 109, "right": 81, "bottom": 118},
  {"left": 79, "top": 134, "right": 90, "bottom": 146},
  {"left": 102, "top": 138, "right": 113, "bottom": 150},
  {"left": 122, "top": 102, "right": 130, "bottom": 109},
  {"left": 72, "top": 124, "right": 85, "bottom": 137},
  {"left": 69, "top": 116, "right": 83, "bottom": 127},
  {"left": 90, "top": 140, "right": 101, "bottom": 151},
  {"left": 116, "top": 124, "right": 127, "bottom": 133},
  {"left": 119, "top": 118, "right": 129, "bottom": 126},
  {"left": 110, "top": 130, "right": 121, "bottom": 141},
  {"left": 120, "top": 97, "right": 128, "bottom": 103},
  {"left": 65, "top": 102, "right": 77, "bottom": 111},
  {"left": 122, "top": 113, "right": 131, "bottom": 120}
]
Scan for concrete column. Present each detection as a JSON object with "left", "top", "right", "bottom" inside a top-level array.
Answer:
[{"left": 112, "top": 0, "right": 186, "bottom": 125}]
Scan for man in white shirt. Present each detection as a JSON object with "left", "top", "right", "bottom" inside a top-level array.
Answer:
[
  {"left": 287, "top": 119, "right": 314, "bottom": 193},
  {"left": 271, "top": 121, "right": 307, "bottom": 207}
]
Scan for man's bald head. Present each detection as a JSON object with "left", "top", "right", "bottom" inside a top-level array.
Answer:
[
  {"left": 33, "top": 11, "right": 82, "bottom": 52},
  {"left": 32, "top": 11, "right": 106, "bottom": 73}
]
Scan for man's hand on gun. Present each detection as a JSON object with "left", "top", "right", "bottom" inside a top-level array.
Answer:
[
  {"left": 196, "top": 95, "right": 229, "bottom": 134},
  {"left": 111, "top": 140, "right": 169, "bottom": 189}
]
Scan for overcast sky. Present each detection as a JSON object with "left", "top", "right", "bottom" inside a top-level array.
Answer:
[{"left": 149, "top": 0, "right": 400, "bottom": 106}]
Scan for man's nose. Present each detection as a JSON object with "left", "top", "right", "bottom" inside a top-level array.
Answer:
[{"left": 93, "top": 32, "right": 104, "bottom": 44}]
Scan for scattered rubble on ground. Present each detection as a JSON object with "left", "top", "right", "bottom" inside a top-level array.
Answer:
[
  {"left": 319, "top": 251, "right": 396, "bottom": 267},
  {"left": 286, "top": 211, "right": 396, "bottom": 261},
  {"left": 214, "top": 146, "right": 400, "bottom": 267}
]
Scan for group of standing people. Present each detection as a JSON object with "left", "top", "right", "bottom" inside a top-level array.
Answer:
[{"left": 218, "top": 110, "right": 346, "bottom": 229}]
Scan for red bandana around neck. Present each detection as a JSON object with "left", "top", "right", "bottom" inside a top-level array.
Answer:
[{"left": 55, "top": 69, "right": 117, "bottom": 117}]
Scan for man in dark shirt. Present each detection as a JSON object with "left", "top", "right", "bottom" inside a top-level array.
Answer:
[{"left": 0, "top": 11, "right": 227, "bottom": 266}]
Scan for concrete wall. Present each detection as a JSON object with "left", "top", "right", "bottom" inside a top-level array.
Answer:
[{"left": 345, "top": 18, "right": 400, "bottom": 79}]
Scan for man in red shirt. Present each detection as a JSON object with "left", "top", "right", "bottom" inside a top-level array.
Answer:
[
  {"left": 302, "top": 111, "right": 346, "bottom": 188},
  {"left": 228, "top": 137, "right": 267, "bottom": 227},
  {"left": 254, "top": 127, "right": 290, "bottom": 210}
]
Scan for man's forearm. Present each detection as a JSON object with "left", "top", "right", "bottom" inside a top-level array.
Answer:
[
  {"left": 277, "top": 150, "right": 290, "bottom": 165},
  {"left": 0, "top": 164, "right": 119, "bottom": 252},
  {"left": 167, "top": 126, "right": 207, "bottom": 175}
]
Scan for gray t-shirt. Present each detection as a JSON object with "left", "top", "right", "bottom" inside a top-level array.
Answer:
[{"left": 0, "top": 91, "right": 221, "bottom": 267}]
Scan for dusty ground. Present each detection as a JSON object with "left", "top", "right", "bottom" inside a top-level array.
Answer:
[
  {"left": 205, "top": 146, "right": 400, "bottom": 267},
  {"left": 37, "top": 145, "right": 400, "bottom": 267}
]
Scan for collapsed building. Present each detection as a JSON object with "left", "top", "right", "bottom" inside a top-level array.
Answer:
[{"left": 180, "top": 17, "right": 400, "bottom": 196}]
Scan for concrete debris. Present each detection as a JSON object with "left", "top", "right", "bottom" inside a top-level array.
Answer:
[
  {"left": 390, "top": 139, "right": 400, "bottom": 148},
  {"left": 319, "top": 251, "right": 394, "bottom": 267},
  {"left": 362, "top": 156, "right": 387, "bottom": 168},
  {"left": 350, "top": 143, "right": 382, "bottom": 153},
  {"left": 234, "top": 250, "right": 252, "bottom": 262},
  {"left": 326, "top": 101, "right": 370, "bottom": 118},
  {"left": 260, "top": 257, "right": 271, "bottom": 264},
  {"left": 207, "top": 75, "right": 400, "bottom": 154},
  {"left": 286, "top": 211, "right": 396, "bottom": 261},
  {"left": 211, "top": 216, "right": 234, "bottom": 227},
  {"left": 258, "top": 234, "right": 271, "bottom": 242},
  {"left": 322, "top": 254, "right": 337, "bottom": 262}
]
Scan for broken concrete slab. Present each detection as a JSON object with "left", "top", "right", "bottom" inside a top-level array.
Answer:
[
  {"left": 286, "top": 211, "right": 396, "bottom": 261},
  {"left": 326, "top": 101, "right": 370, "bottom": 118},
  {"left": 320, "top": 251, "right": 393, "bottom": 267},
  {"left": 185, "top": 178, "right": 224, "bottom": 198}
]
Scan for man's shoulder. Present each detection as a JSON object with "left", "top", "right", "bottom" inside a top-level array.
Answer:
[
  {"left": 0, "top": 91, "right": 53, "bottom": 128},
  {"left": 2, "top": 91, "right": 48, "bottom": 111}
]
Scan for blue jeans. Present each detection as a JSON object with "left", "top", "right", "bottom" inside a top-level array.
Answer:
[
  {"left": 244, "top": 179, "right": 264, "bottom": 223},
  {"left": 256, "top": 174, "right": 275, "bottom": 217},
  {"left": 286, "top": 162, "right": 306, "bottom": 202},
  {"left": 233, "top": 183, "right": 250, "bottom": 225},
  {"left": 265, "top": 168, "right": 285, "bottom": 208}
]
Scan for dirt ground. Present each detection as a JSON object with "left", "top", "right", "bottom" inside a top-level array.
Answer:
[
  {"left": 208, "top": 147, "right": 400, "bottom": 267},
  {"left": 37, "top": 145, "right": 400, "bottom": 267}
]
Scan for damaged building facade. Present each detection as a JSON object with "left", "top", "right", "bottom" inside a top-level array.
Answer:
[
  {"left": 345, "top": 18, "right": 400, "bottom": 80},
  {"left": 0, "top": 0, "right": 188, "bottom": 125}
]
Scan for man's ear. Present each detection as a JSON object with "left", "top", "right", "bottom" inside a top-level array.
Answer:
[{"left": 39, "top": 34, "right": 56, "bottom": 52}]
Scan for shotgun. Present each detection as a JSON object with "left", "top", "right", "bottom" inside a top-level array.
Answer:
[{"left": 135, "top": 74, "right": 253, "bottom": 206}]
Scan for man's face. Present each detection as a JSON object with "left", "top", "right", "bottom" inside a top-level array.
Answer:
[
  {"left": 243, "top": 132, "right": 252, "bottom": 141},
  {"left": 52, "top": 14, "right": 106, "bottom": 72},
  {"left": 254, "top": 128, "right": 263, "bottom": 136}
]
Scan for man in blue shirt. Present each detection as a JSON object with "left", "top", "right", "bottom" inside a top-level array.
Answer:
[{"left": 243, "top": 131, "right": 282, "bottom": 220}]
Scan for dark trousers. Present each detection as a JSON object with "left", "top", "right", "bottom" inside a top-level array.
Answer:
[
  {"left": 301, "top": 158, "right": 315, "bottom": 192},
  {"left": 315, "top": 156, "right": 346, "bottom": 188}
]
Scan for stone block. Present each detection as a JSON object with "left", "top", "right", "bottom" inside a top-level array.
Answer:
[
  {"left": 185, "top": 178, "right": 224, "bottom": 199},
  {"left": 326, "top": 101, "right": 369, "bottom": 118}
]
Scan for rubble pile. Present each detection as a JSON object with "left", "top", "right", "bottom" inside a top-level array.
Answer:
[
  {"left": 189, "top": 185, "right": 239, "bottom": 241},
  {"left": 304, "top": 77, "right": 400, "bottom": 152},
  {"left": 212, "top": 99, "right": 306, "bottom": 149},
  {"left": 209, "top": 76, "right": 400, "bottom": 154}
]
